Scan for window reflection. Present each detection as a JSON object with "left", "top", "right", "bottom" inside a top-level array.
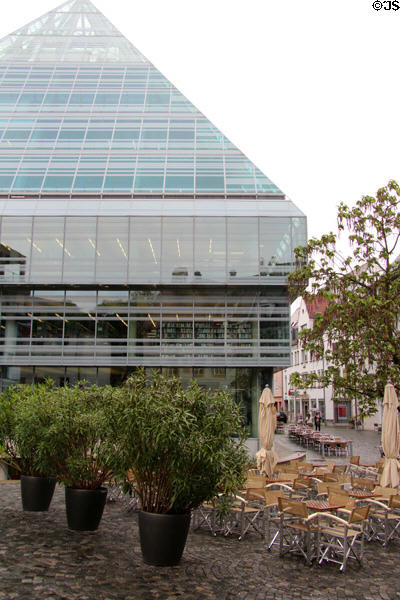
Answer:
[
  {"left": 227, "top": 218, "right": 258, "bottom": 278},
  {"left": 65, "top": 290, "right": 97, "bottom": 316},
  {"left": 97, "top": 290, "right": 129, "bottom": 317},
  {"left": 292, "top": 217, "right": 307, "bottom": 269},
  {"left": 162, "top": 217, "right": 193, "bottom": 279},
  {"left": 0, "top": 217, "right": 31, "bottom": 282},
  {"left": 194, "top": 217, "right": 226, "bottom": 280},
  {"left": 64, "top": 217, "right": 96, "bottom": 282},
  {"left": 96, "top": 217, "right": 128, "bottom": 282},
  {"left": 129, "top": 217, "right": 161, "bottom": 281},
  {"left": 259, "top": 218, "right": 292, "bottom": 276},
  {"left": 31, "top": 217, "right": 64, "bottom": 283}
]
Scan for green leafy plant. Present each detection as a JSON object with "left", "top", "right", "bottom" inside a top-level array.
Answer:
[
  {"left": 109, "top": 368, "right": 248, "bottom": 514},
  {"left": 45, "top": 382, "right": 115, "bottom": 489},
  {"left": 289, "top": 180, "right": 400, "bottom": 417},
  {"left": 0, "top": 381, "right": 57, "bottom": 477}
]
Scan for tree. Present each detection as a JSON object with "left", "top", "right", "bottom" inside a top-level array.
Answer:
[{"left": 289, "top": 180, "right": 400, "bottom": 417}]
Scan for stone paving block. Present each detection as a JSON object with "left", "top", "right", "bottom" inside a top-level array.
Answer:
[{"left": 1, "top": 484, "right": 400, "bottom": 599}]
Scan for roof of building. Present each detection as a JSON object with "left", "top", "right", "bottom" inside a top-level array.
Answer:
[
  {"left": 305, "top": 296, "right": 329, "bottom": 318},
  {"left": 0, "top": 0, "right": 306, "bottom": 206}
]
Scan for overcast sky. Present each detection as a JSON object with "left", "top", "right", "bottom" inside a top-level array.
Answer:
[{"left": 1, "top": 0, "right": 399, "bottom": 242}]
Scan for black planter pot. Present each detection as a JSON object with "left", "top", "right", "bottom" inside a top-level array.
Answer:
[
  {"left": 138, "top": 511, "right": 191, "bottom": 566},
  {"left": 20, "top": 475, "right": 56, "bottom": 511},
  {"left": 65, "top": 486, "right": 107, "bottom": 531}
]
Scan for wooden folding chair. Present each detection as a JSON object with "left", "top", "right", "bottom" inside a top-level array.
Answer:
[
  {"left": 277, "top": 497, "right": 319, "bottom": 565},
  {"left": 223, "top": 494, "right": 265, "bottom": 540},
  {"left": 364, "top": 494, "right": 400, "bottom": 546},
  {"left": 317, "top": 504, "right": 370, "bottom": 572},
  {"left": 351, "top": 476, "right": 375, "bottom": 491},
  {"left": 291, "top": 477, "right": 313, "bottom": 500}
]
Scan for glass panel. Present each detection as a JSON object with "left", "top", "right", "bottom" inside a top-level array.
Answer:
[
  {"left": 120, "top": 93, "right": 144, "bottom": 106},
  {"left": 194, "top": 217, "right": 226, "bottom": 280},
  {"left": 130, "top": 317, "right": 160, "bottom": 357},
  {"left": 227, "top": 320, "right": 256, "bottom": 340},
  {"left": 73, "top": 174, "right": 104, "bottom": 192},
  {"left": 65, "top": 290, "right": 97, "bottom": 316},
  {"left": 64, "top": 319, "right": 95, "bottom": 339},
  {"left": 30, "top": 128, "right": 58, "bottom": 141},
  {"left": 259, "top": 218, "right": 292, "bottom": 276},
  {"left": 31, "top": 217, "right": 64, "bottom": 282},
  {"left": 4, "top": 366, "right": 34, "bottom": 385},
  {"left": 129, "top": 217, "right": 161, "bottom": 281},
  {"left": 225, "top": 157, "right": 256, "bottom": 193},
  {"left": 59, "top": 128, "right": 85, "bottom": 140},
  {"left": 18, "top": 93, "right": 44, "bottom": 106},
  {"left": 34, "top": 366, "right": 65, "bottom": 385},
  {"left": 43, "top": 92, "right": 69, "bottom": 105},
  {"left": 4, "top": 129, "right": 30, "bottom": 140},
  {"left": 196, "top": 155, "right": 224, "bottom": 193},
  {"left": 97, "top": 367, "right": 128, "bottom": 386},
  {"left": 63, "top": 217, "right": 96, "bottom": 283},
  {"left": 32, "top": 318, "right": 63, "bottom": 338},
  {"left": 69, "top": 92, "right": 94, "bottom": 105},
  {"left": 33, "top": 289, "right": 65, "bottom": 315},
  {"left": 260, "top": 320, "right": 289, "bottom": 340},
  {"left": 73, "top": 367, "right": 97, "bottom": 384},
  {"left": 103, "top": 174, "right": 133, "bottom": 192},
  {"left": 86, "top": 128, "right": 113, "bottom": 140},
  {"left": 162, "top": 217, "right": 193, "bottom": 279},
  {"left": 0, "top": 217, "right": 32, "bottom": 283},
  {"left": 43, "top": 174, "right": 74, "bottom": 191},
  {"left": 165, "top": 155, "right": 194, "bottom": 193},
  {"left": 227, "top": 218, "right": 258, "bottom": 279},
  {"left": 226, "top": 368, "right": 258, "bottom": 437},
  {"left": 96, "top": 217, "right": 129, "bottom": 282},
  {"left": 162, "top": 313, "right": 193, "bottom": 340},
  {"left": 97, "top": 290, "right": 129, "bottom": 317},
  {"left": 94, "top": 92, "right": 120, "bottom": 105},
  {"left": 291, "top": 217, "right": 307, "bottom": 269},
  {"left": 96, "top": 318, "right": 127, "bottom": 339},
  {"left": 194, "top": 319, "right": 225, "bottom": 340},
  {"left": 13, "top": 173, "right": 44, "bottom": 192}
]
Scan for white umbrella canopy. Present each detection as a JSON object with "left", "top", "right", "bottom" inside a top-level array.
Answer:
[
  {"left": 255, "top": 385, "right": 278, "bottom": 477},
  {"left": 380, "top": 383, "right": 400, "bottom": 488}
]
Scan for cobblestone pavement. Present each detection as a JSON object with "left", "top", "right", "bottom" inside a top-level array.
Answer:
[
  {"left": 274, "top": 426, "right": 382, "bottom": 465},
  {"left": 1, "top": 481, "right": 400, "bottom": 600}
]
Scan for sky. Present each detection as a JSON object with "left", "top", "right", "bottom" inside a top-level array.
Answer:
[{"left": 0, "top": 0, "right": 399, "bottom": 242}]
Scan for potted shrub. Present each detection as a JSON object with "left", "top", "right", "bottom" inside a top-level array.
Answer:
[
  {"left": 110, "top": 369, "right": 248, "bottom": 566},
  {"left": 46, "top": 383, "right": 115, "bottom": 531},
  {"left": 0, "top": 382, "right": 57, "bottom": 511}
]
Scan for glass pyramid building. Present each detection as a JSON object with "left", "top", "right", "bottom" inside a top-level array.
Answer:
[{"left": 0, "top": 0, "right": 306, "bottom": 437}]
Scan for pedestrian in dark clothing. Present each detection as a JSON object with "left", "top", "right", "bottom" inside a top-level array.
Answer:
[{"left": 314, "top": 412, "right": 321, "bottom": 431}]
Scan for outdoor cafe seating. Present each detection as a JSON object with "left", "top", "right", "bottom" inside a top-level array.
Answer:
[
  {"left": 191, "top": 454, "right": 400, "bottom": 572},
  {"left": 287, "top": 426, "right": 351, "bottom": 457}
]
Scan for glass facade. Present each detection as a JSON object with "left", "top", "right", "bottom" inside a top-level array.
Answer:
[
  {"left": 0, "top": 62, "right": 281, "bottom": 197},
  {"left": 0, "top": 286, "right": 289, "bottom": 365},
  {"left": 0, "top": 215, "right": 305, "bottom": 285},
  {"left": 0, "top": 0, "right": 307, "bottom": 436}
]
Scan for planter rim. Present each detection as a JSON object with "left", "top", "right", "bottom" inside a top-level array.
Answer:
[
  {"left": 21, "top": 474, "right": 56, "bottom": 480},
  {"left": 65, "top": 485, "right": 107, "bottom": 491},
  {"left": 140, "top": 509, "right": 191, "bottom": 517}
]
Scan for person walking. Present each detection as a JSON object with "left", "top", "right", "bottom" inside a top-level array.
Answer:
[{"left": 314, "top": 411, "right": 321, "bottom": 431}]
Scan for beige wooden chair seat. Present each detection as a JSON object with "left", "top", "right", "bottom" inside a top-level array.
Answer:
[
  {"left": 278, "top": 497, "right": 320, "bottom": 565},
  {"left": 364, "top": 495, "right": 400, "bottom": 545},
  {"left": 317, "top": 504, "right": 370, "bottom": 572}
]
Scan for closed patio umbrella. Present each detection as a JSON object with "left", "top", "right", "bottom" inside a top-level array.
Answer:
[
  {"left": 255, "top": 385, "right": 278, "bottom": 477},
  {"left": 380, "top": 383, "right": 400, "bottom": 488}
]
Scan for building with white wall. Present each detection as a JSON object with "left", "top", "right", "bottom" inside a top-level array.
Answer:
[{"left": 276, "top": 296, "right": 383, "bottom": 430}]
